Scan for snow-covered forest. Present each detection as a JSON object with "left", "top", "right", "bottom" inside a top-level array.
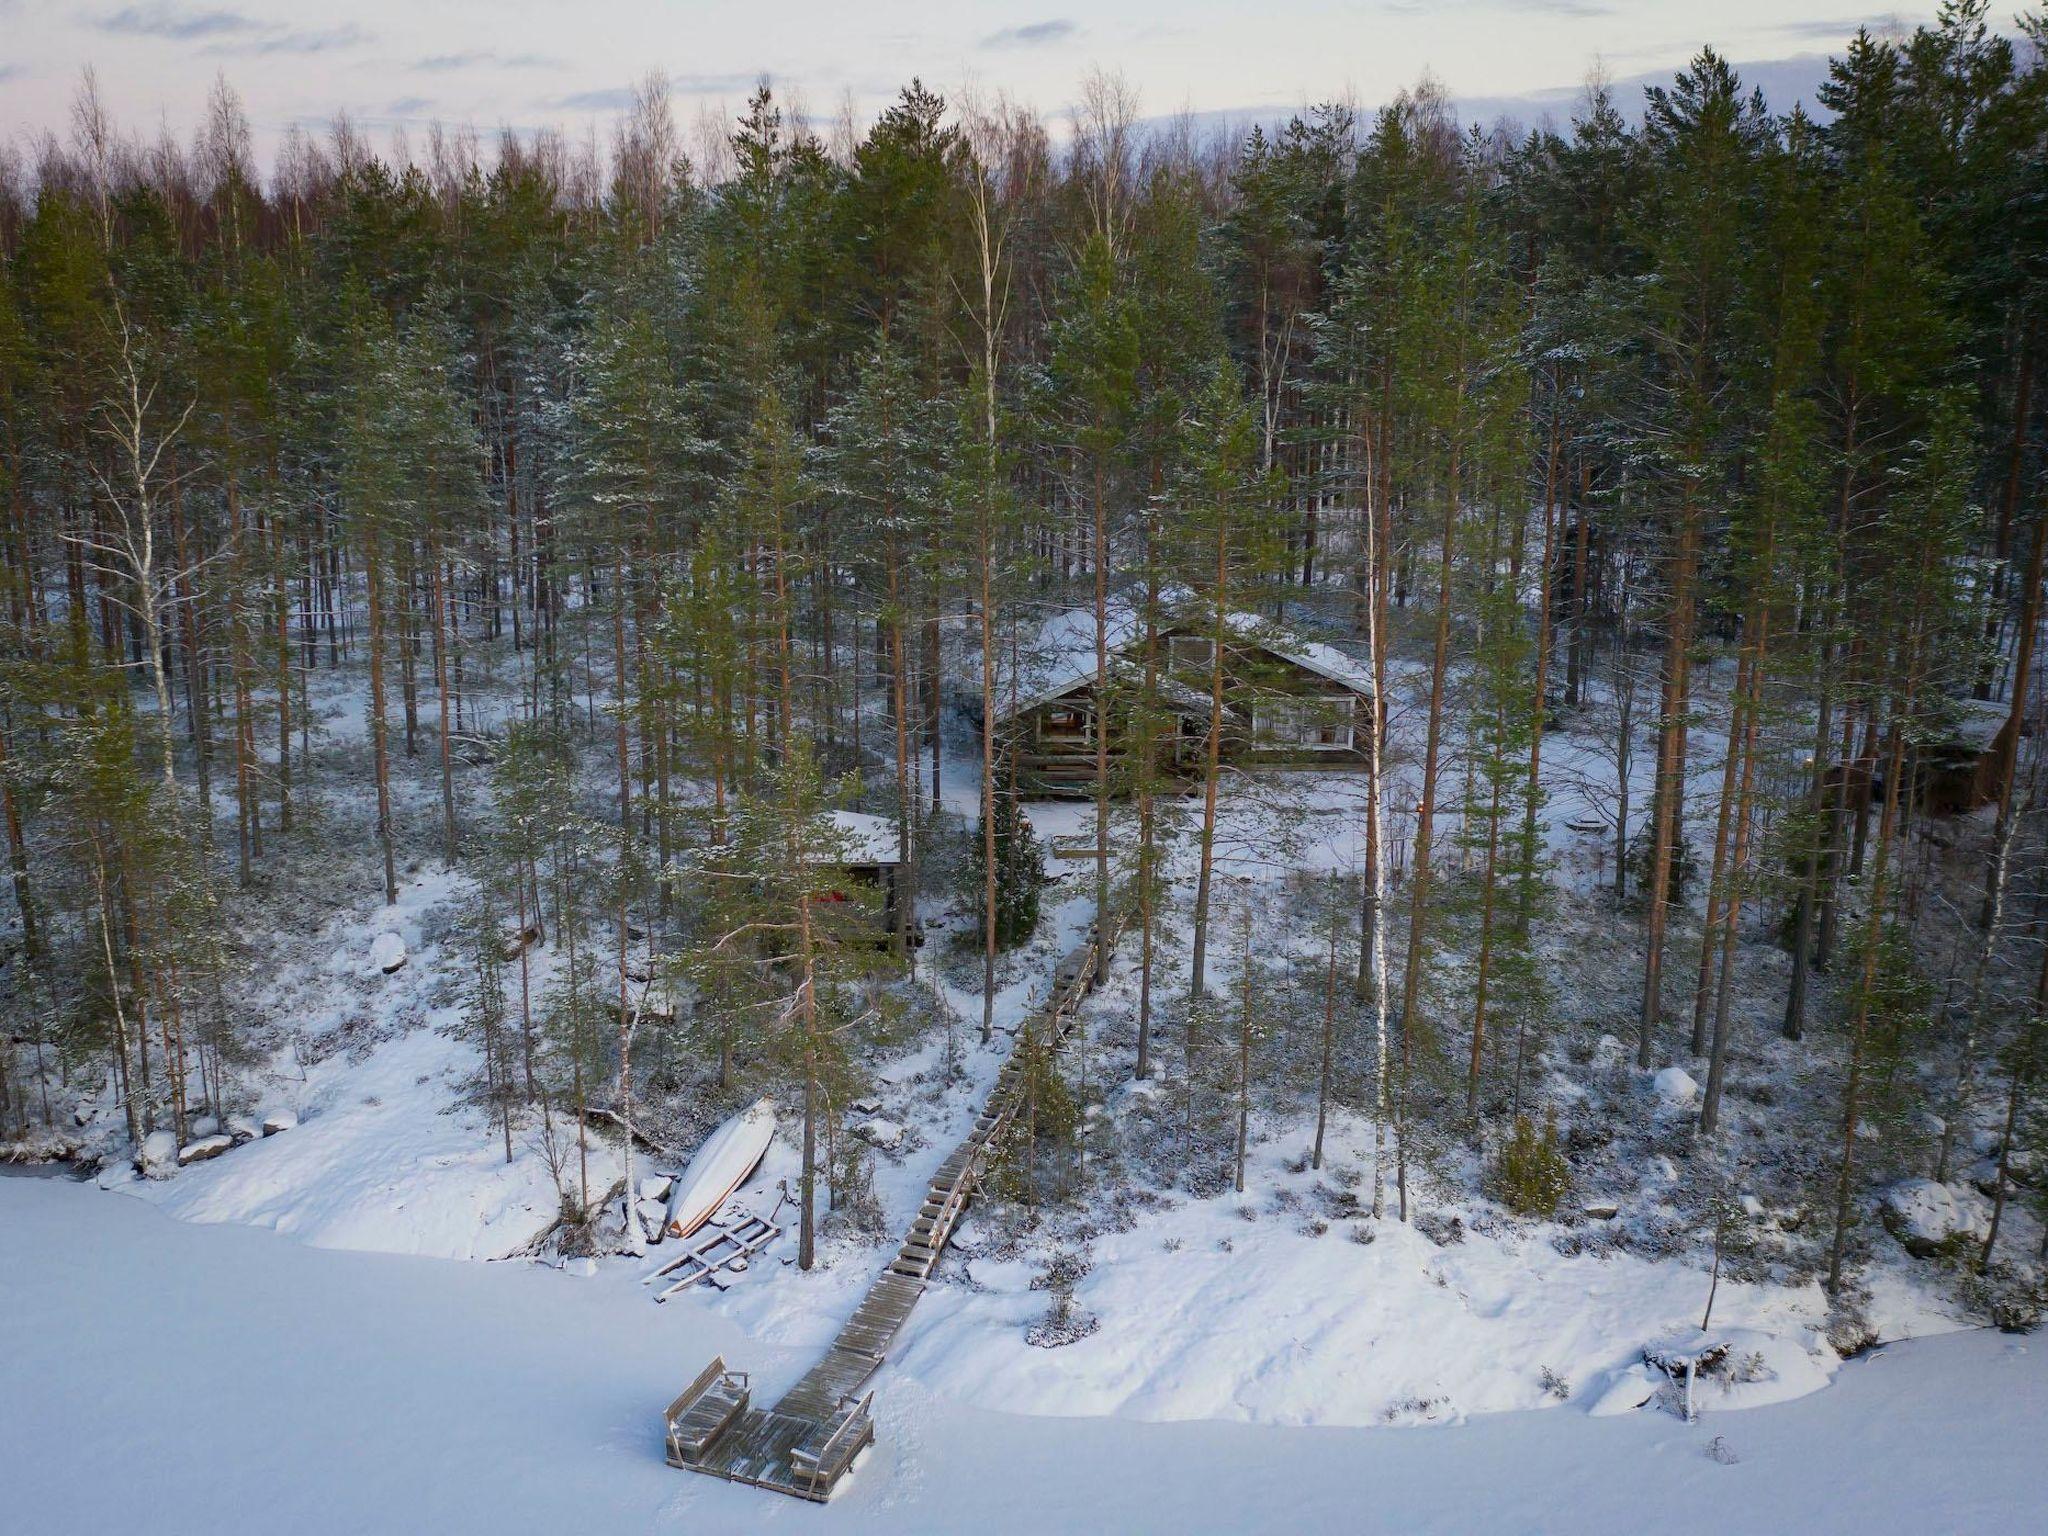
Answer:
[{"left": 5, "top": 3, "right": 2048, "bottom": 1525}]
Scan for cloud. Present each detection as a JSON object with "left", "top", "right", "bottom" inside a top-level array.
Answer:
[
  {"left": 97, "top": 3, "right": 260, "bottom": 40},
  {"left": 549, "top": 86, "right": 636, "bottom": 112},
  {"left": 414, "top": 49, "right": 562, "bottom": 72},
  {"left": 1768, "top": 15, "right": 1909, "bottom": 41},
  {"left": 548, "top": 72, "right": 760, "bottom": 112},
  {"left": 386, "top": 96, "right": 434, "bottom": 116},
  {"left": 96, "top": 4, "right": 368, "bottom": 54},
  {"left": 981, "top": 19, "right": 1077, "bottom": 50},
  {"left": 1383, "top": 0, "right": 1608, "bottom": 13},
  {"left": 215, "top": 24, "right": 370, "bottom": 55},
  {"left": 1455, "top": 51, "right": 1845, "bottom": 129},
  {"left": 671, "top": 72, "right": 763, "bottom": 95}
]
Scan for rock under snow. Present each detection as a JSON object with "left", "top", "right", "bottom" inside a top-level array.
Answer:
[
  {"left": 1652, "top": 1067, "right": 1699, "bottom": 1107},
  {"left": 139, "top": 1130, "right": 179, "bottom": 1176},
  {"left": 178, "top": 1135, "right": 233, "bottom": 1166},
  {"left": 1967, "top": 1150, "right": 2035, "bottom": 1197},
  {"left": 1588, "top": 1362, "right": 1660, "bottom": 1417},
  {"left": 1644, "top": 1332, "right": 1732, "bottom": 1378},
  {"left": 855, "top": 1117, "right": 904, "bottom": 1151},
  {"left": 226, "top": 1114, "right": 262, "bottom": 1144},
  {"left": 636, "top": 1175, "right": 672, "bottom": 1203},
  {"left": 634, "top": 1199, "right": 667, "bottom": 1240},
  {"left": 369, "top": 932, "right": 407, "bottom": 974},
  {"left": 260, "top": 1109, "right": 298, "bottom": 1136},
  {"left": 1880, "top": 1179, "right": 1989, "bottom": 1258},
  {"left": 189, "top": 1114, "right": 220, "bottom": 1138}
]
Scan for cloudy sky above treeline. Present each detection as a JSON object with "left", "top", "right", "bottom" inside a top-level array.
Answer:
[{"left": 0, "top": 2, "right": 1938, "bottom": 166}]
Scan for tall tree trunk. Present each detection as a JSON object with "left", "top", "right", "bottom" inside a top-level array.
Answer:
[
  {"left": 1638, "top": 491, "right": 1699, "bottom": 1068},
  {"left": 1700, "top": 595, "right": 1772, "bottom": 1133},
  {"left": 1189, "top": 501, "right": 1231, "bottom": 1001},
  {"left": 364, "top": 521, "right": 397, "bottom": 906},
  {"left": 1092, "top": 454, "right": 1111, "bottom": 952},
  {"left": 1691, "top": 646, "right": 1753, "bottom": 1056},
  {"left": 431, "top": 556, "right": 457, "bottom": 861},
  {"left": 1394, "top": 432, "right": 1462, "bottom": 1221}
]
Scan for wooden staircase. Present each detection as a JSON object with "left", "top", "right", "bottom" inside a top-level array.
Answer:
[{"left": 663, "top": 908, "right": 1126, "bottom": 1501}]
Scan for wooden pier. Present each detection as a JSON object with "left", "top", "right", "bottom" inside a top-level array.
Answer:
[{"left": 664, "top": 910, "right": 1126, "bottom": 1501}]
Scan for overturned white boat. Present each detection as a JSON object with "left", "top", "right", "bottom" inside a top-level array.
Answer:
[{"left": 663, "top": 1097, "right": 776, "bottom": 1242}]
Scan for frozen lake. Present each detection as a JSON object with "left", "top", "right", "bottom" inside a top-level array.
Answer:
[{"left": 3, "top": 1176, "right": 2042, "bottom": 1534}]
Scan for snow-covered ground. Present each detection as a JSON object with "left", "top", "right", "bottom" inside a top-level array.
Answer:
[
  {"left": 3, "top": 1173, "right": 2039, "bottom": 1535},
  {"left": 36, "top": 706, "right": 1989, "bottom": 1442},
  {"left": 12, "top": 616, "right": 2038, "bottom": 1533},
  {"left": 94, "top": 856, "right": 622, "bottom": 1262},
  {"left": 886, "top": 1123, "right": 1953, "bottom": 1428}
]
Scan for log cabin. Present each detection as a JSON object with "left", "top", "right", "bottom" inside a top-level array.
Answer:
[{"left": 977, "top": 604, "right": 1375, "bottom": 797}]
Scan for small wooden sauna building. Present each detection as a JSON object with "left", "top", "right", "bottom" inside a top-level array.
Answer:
[
  {"left": 1918, "top": 697, "right": 2025, "bottom": 816},
  {"left": 821, "top": 811, "right": 918, "bottom": 943}
]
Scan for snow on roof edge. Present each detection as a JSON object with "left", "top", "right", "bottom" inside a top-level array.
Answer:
[{"left": 827, "top": 810, "right": 901, "bottom": 865}]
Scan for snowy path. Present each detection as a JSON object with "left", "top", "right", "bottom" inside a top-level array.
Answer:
[{"left": 4, "top": 1177, "right": 2040, "bottom": 1535}]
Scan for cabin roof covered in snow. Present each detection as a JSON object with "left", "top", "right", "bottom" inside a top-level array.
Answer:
[
  {"left": 827, "top": 810, "right": 901, "bottom": 866},
  {"left": 1942, "top": 697, "right": 2011, "bottom": 752},
  {"left": 988, "top": 603, "right": 1147, "bottom": 718},
  {"left": 1218, "top": 610, "right": 1375, "bottom": 694},
  {"left": 989, "top": 601, "right": 1373, "bottom": 721}
]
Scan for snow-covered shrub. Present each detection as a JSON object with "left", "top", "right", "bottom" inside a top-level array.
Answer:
[
  {"left": 963, "top": 784, "right": 1044, "bottom": 951},
  {"left": 1025, "top": 1286, "right": 1100, "bottom": 1348},
  {"left": 1028, "top": 1248, "right": 1091, "bottom": 1293},
  {"left": 1551, "top": 1223, "right": 1621, "bottom": 1259},
  {"left": 1539, "top": 1365, "right": 1571, "bottom": 1400},
  {"left": 1314, "top": 1182, "right": 1364, "bottom": 1219},
  {"left": 1489, "top": 1110, "right": 1570, "bottom": 1217},
  {"left": 1415, "top": 1210, "right": 1466, "bottom": 1246},
  {"left": 1824, "top": 1292, "right": 1878, "bottom": 1357},
  {"left": 822, "top": 1189, "right": 887, "bottom": 1245},
  {"left": 1957, "top": 1262, "right": 2045, "bottom": 1334},
  {"left": 1381, "top": 1394, "right": 1448, "bottom": 1423},
  {"left": 1728, "top": 1350, "right": 1768, "bottom": 1384}
]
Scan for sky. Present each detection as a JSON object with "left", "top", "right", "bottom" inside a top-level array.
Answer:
[{"left": 0, "top": 2, "right": 1939, "bottom": 168}]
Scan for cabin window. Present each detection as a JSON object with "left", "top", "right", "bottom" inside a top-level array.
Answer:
[
  {"left": 1041, "top": 705, "right": 1092, "bottom": 743},
  {"left": 1169, "top": 635, "right": 1215, "bottom": 672},
  {"left": 1251, "top": 696, "right": 1356, "bottom": 751}
]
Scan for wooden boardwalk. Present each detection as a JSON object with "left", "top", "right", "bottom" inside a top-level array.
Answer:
[{"left": 665, "top": 910, "right": 1127, "bottom": 1501}]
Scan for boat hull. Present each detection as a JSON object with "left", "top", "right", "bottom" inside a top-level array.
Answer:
[{"left": 663, "top": 1098, "right": 776, "bottom": 1241}]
